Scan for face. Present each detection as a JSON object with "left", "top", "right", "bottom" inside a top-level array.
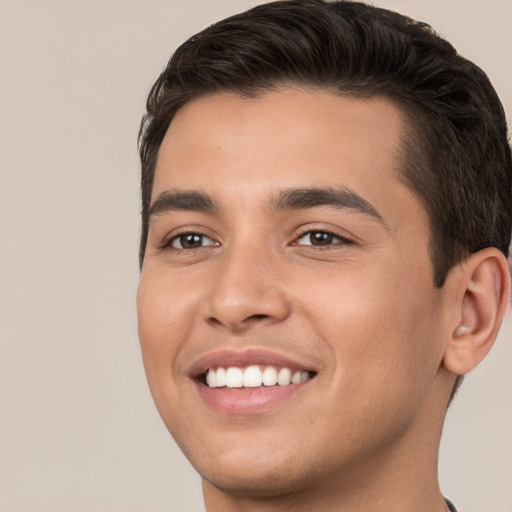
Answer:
[{"left": 137, "top": 88, "right": 452, "bottom": 497}]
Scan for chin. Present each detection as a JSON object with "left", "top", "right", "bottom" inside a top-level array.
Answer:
[
  {"left": 189, "top": 438, "right": 340, "bottom": 501},
  {"left": 200, "top": 461, "right": 313, "bottom": 499}
]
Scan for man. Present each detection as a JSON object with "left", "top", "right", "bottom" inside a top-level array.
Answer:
[{"left": 136, "top": 1, "right": 511, "bottom": 510}]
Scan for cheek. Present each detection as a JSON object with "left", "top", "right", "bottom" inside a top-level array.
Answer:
[
  {"left": 136, "top": 272, "right": 198, "bottom": 432},
  {"left": 137, "top": 272, "right": 191, "bottom": 381},
  {"left": 301, "top": 260, "right": 443, "bottom": 396}
]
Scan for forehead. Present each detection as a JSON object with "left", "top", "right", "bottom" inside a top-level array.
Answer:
[{"left": 153, "top": 88, "right": 422, "bottom": 226}]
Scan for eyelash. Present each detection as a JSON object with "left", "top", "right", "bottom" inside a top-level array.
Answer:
[
  {"left": 292, "top": 229, "right": 353, "bottom": 248},
  {"left": 161, "top": 232, "right": 217, "bottom": 251},
  {"left": 161, "top": 228, "right": 353, "bottom": 252}
]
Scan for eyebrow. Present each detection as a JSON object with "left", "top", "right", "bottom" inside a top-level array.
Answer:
[
  {"left": 149, "top": 190, "right": 219, "bottom": 221},
  {"left": 269, "top": 187, "right": 385, "bottom": 224},
  {"left": 148, "top": 186, "right": 385, "bottom": 226}
]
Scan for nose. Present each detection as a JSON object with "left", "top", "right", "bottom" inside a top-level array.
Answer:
[{"left": 202, "top": 241, "right": 291, "bottom": 331}]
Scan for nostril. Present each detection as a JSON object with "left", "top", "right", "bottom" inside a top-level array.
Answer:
[
  {"left": 248, "top": 314, "right": 270, "bottom": 321},
  {"left": 205, "top": 314, "right": 268, "bottom": 327}
]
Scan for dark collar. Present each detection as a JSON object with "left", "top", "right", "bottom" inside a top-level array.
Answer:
[{"left": 445, "top": 498, "right": 458, "bottom": 511}]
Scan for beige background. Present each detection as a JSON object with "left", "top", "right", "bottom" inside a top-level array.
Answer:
[{"left": 0, "top": 1, "right": 510, "bottom": 511}]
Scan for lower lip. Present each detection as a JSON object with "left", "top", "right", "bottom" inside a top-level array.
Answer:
[{"left": 195, "top": 380, "right": 310, "bottom": 414}]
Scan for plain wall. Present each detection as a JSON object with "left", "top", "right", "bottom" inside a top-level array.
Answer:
[{"left": 0, "top": 1, "right": 510, "bottom": 511}]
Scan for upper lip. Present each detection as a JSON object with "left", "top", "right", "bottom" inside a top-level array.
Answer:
[{"left": 188, "top": 348, "right": 317, "bottom": 378}]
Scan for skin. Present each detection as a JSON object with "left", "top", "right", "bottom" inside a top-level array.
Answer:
[{"left": 137, "top": 88, "right": 509, "bottom": 511}]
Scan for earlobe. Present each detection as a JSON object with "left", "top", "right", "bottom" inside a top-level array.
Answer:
[{"left": 443, "top": 248, "right": 511, "bottom": 376}]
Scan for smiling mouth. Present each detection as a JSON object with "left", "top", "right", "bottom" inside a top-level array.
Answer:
[{"left": 201, "top": 365, "right": 316, "bottom": 389}]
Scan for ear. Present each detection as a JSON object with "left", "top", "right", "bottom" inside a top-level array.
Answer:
[{"left": 443, "top": 248, "right": 511, "bottom": 375}]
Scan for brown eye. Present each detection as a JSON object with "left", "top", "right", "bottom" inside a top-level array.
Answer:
[
  {"left": 296, "top": 231, "right": 350, "bottom": 247},
  {"left": 170, "top": 233, "right": 216, "bottom": 249}
]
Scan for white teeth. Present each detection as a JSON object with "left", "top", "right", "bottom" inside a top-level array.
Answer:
[
  {"left": 206, "top": 369, "right": 216, "bottom": 387},
  {"left": 216, "top": 367, "right": 227, "bottom": 387},
  {"left": 277, "top": 367, "right": 292, "bottom": 386},
  {"left": 262, "top": 366, "right": 278, "bottom": 386},
  {"left": 205, "top": 365, "right": 311, "bottom": 388},
  {"left": 225, "top": 367, "right": 244, "bottom": 388},
  {"left": 291, "top": 370, "right": 302, "bottom": 384},
  {"left": 243, "top": 366, "right": 262, "bottom": 387}
]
